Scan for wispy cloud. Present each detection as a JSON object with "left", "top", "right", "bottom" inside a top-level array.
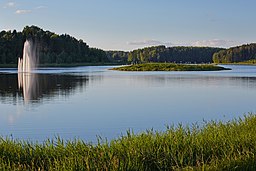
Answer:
[
  {"left": 127, "top": 39, "right": 244, "bottom": 49},
  {"left": 35, "top": 6, "right": 47, "bottom": 9},
  {"left": 128, "top": 39, "right": 173, "bottom": 47},
  {"left": 13, "top": 5, "right": 46, "bottom": 14},
  {"left": 15, "top": 9, "right": 31, "bottom": 14},
  {"left": 191, "top": 39, "right": 241, "bottom": 48},
  {"left": 4, "top": 2, "right": 16, "bottom": 8}
]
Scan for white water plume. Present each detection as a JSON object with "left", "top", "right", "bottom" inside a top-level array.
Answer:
[
  {"left": 18, "top": 40, "right": 38, "bottom": 73},
  {"left": 18, "top": 40, "right": 39, "bottom": 103}
]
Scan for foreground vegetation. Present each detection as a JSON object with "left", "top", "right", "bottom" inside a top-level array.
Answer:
[
  {"left": 111, "top": 63, "right": 230, "bottom": 71},
  {"left": 0, "top": 114, "right": 256, "bottom": 170}
]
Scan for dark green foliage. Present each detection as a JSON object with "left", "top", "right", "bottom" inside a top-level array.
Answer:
[
  {"left": 126, "top": 45, "right": 223, "bottom": 64},
  {"left": 0, "top": 30, "right": 23, "bottom": 64},
  {"left": 0, "top": 114, "right": 255, "bottom": 170},
  {"left": 0, "top": 26, "right": 109, "bottom": 65},
  {"left": 213, "top": 43, "right": 256, "bottom": 63},
  {"left": 111, "top": 63, "right": 230, "bottom": 71},
  {"left": 1, "top": 25, "right": 255, "bottom": 66},
  {"left": 106, "top": 50, "right": 129, "bottom": 64}
]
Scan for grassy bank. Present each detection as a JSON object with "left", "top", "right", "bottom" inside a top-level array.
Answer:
[
  {"left": 214, "top": 60, "right": 256, "bottom": 65},
  {"left": 0, "top": 114, "right": 256, "bottom": 170},
  {"left": 227, "top": 59, "right": 256, "bottom": 65},
  {"left": 111, "top": 63, "right": 230, "bottom": 71},
  {"left": 235, "top": 60, "right": 256, "bottom": 65}
]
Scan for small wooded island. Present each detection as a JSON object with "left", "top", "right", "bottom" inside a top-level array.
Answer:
[{"left": 111, "top": 63, "right": 231, "bottom": 71}]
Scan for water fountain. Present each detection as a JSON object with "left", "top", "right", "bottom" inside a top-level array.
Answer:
[
  {"left": 18, "top": 40, "right": 38, "bottom": 73},
  {"left": 18, "top": 40, "right": 38, "bottom": 103}
]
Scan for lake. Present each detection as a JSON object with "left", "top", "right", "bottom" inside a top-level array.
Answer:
[{"left": 0, "top": 65, "right": 255, "bottom": 142}]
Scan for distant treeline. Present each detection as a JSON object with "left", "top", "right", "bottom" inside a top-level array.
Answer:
[
  {"left": 1, "top": 26, "right": 256, "bottom": 65},
  {"left": 125, "top": 46, "right": 223, "bottom": 63},
  {"left": 213, "top": 43, "right": 256, "bottom": 63},
  {"left": 0, "top": 26, "right": 109, "bottom": 64},
  {"left": 106, "top": 51, "right": 129, "bottom": 63}
]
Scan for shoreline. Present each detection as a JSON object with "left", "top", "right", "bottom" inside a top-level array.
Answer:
[
  {"left": 1, "top": 62, "right": 255, "bottom": 69},
  {"left": 215, "top": 63, "right": 256, "bottom": 66},
  {"left": 0, "top": 62, "right": 124, "bottom": 68}
]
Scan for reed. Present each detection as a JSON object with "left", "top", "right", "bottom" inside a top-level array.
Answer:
[{"left": 0, "top": 114, "right": 255, "bottom": 170}]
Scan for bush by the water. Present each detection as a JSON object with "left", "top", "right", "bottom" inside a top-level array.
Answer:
[{"left": 0, "top": 114, "right": 256, "bottom": 170}]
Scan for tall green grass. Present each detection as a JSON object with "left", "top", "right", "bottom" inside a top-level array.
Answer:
[{"left": 0, "top": 114, "right": 256, "bottom": 170}]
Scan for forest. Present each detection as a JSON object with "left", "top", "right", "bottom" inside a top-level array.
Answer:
[
  {"left": 125, "top": 46, "right": 223, "bottom": 64},
  {"left": 213, "top": 43, "right": 256, "bottom": 63},
  {"left": 0, "top": 26, "right": 109, "bottom": 65},
  {"left": 106, "top": 46, "right": 224, "bottom": 64},
  {"left": 1, "top": 26, "right": 256, "bottom": 66}
]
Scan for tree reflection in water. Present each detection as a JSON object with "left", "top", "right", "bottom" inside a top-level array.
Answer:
[{"left": 0, "top": 73, "right": 89, "bottom": 105}]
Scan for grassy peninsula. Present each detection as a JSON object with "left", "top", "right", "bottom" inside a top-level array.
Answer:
[
  {"left": 111, "top": 63, "right": 230, "bottom": 71},
  {"left": 0, "top": 114, "right": 255, "bottom": 170}
]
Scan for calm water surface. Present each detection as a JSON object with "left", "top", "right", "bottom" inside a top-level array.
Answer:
[{"left": 0, "top": 65, "right": 255, "bottom": 142}]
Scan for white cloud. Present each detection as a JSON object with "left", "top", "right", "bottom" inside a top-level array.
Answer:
[
  {"left": 7, "top": 2, "right": 15, "bottom": 7},
  {"left": 14, "top": 6, "right": 46, "bottom": 15},
  {"left": 35, "top": 6, "right": 47, "bottom": 9},
  {"left": 4, "top": 2, "right": 16, "bottom": 8},
  {"left": 128, "top": 39, "right": 173, "bottom": 47},
  {"left": 191, "top": 39, "right": 241, "bottom": 48},
  {"left": 127, "top": 39, "right": 246, "bottom": 49},
  {"left": 15, "top": 9, "right": 32, "bottom": 14}
]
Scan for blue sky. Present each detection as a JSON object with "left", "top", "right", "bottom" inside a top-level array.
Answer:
[{"left": 1, "top": 0, "right": 256, "bottom": 51}]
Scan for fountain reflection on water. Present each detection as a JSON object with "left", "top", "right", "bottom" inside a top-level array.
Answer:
[{"left": 18, "top": 73, "right": 38, "bottom": 103}]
